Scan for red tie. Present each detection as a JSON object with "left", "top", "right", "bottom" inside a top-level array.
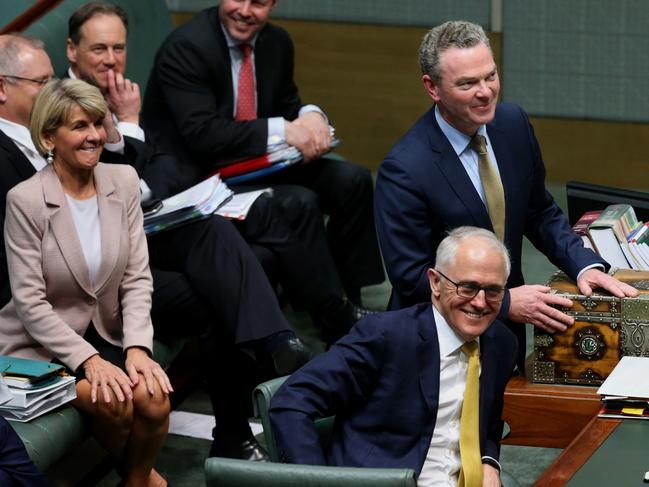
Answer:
[{"left": 236, "top": 43, "right": 256, "bottom": 121}]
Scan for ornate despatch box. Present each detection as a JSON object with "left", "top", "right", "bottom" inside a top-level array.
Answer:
[{"left": 533, "top": 269, "right": 649, "bottom": 385}]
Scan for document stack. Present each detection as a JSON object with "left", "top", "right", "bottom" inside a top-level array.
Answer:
[
  {"left": 0, "top": 356, "right": 76, "bottom": 422},
  {"left": 144, "top": 175, "right": 233, "bottom": 235},
  {"left": 218, "top": 127, "right": 339, "bottom": 184},
  {"left": 573, "top": 204, "right": 649, "bottom": 270},
  {"left": 597, "top": 356, "right": 649, "bottom": 420}
]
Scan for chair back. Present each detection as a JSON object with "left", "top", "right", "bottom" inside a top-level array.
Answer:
[{"left": 205, "top": 457, "right": 417, "bottom": 487}]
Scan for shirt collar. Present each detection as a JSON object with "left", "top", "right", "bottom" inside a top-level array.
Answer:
[
  {"left": 67, "top": 67, "right": 77, "bottom": 80},
  {"left": 434, "top": 105, "right": 488, "bottom": 156},
  {"left": 0, "top": 117, "right": 39, "bottom": 154},
  {"left": 220, "top": 22, "right": 258, "bottom": 49},
  {"left": 432, "top": 303, "right": 479, "bottom": 358}
]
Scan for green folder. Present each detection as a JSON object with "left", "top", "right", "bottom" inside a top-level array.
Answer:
[{"left": 0, "top": 356, "right": 65, "bottom": 388}]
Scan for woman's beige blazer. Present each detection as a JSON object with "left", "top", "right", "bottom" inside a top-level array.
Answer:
[{"left": 0, "top": 162, "right": 153, "bottom": 372}]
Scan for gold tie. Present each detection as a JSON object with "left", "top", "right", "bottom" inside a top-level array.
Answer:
[
  {"left": 470, "top": 134, "right": 505, "bottom": 241},
  {"left": 458, "top": 341, "right": 482, "bottom": 487}
]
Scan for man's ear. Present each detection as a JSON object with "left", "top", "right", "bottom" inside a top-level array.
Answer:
[
  {"left": 0, "top": 77, "right": 9, "bottom": 104},
  {"left": 428, "top": 268, "right": 442, "bottom": 299},
  {"left": 66, "top": 38, "right": 77, "bottom": 65},
  {"left": 422, "top": 74, "right": 441, "bottom": 103}
]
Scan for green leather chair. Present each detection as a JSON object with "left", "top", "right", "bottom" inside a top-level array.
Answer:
[{"left": 214, "top": 377, "right": 520, "bottom": 487}]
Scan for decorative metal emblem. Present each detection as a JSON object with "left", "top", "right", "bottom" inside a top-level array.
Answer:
[
  {"left": 574, "top": 327, "right": 606, "bottom": 360},
  {"left": 534, "top": 335, "right": 554, "bottom": 348},
  {"left": 578, "top": 368, "right": 603, "bottom": 384},
  {"left": 580, "top": 297, "right": 598, "bottom": 311},
  {"left": 533, "top": 361, "right": 555, "bottom": 383},
  {"left": 632, "top": 279, "right": 649, "bottom": 291},
  {"left": 620, "top": 298, "right": 649, "bottom": 357}
]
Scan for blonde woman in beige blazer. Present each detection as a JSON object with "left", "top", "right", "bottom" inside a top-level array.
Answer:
[{"left": 1, "top": 79, "right": 171, "bottom": 487}]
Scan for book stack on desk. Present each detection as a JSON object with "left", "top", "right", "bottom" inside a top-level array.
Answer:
[
  {"left": 0, "top": 356, "right": 76, "bottom": 422},
  {"left": 597, "top": 356, "right": 649, "bottom": 420},
  {"left": 573, "top": 204, "right": 649, "bottom": 270}
]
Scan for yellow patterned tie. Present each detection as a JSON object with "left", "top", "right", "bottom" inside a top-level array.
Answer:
[
  {"left": 470, "top": 134, "right": 505, "bottom": 241},
  {"left": 458, "top": 341, "right": 482, "bottom": 487}
]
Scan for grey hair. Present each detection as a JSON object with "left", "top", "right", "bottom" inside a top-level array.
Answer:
[
  {"left": 418, "top": 20, "right": 491, "bottom": 82},
  {"left": 435, "top": 226, "right": 510, "bottom": 278},
  {"left": 0, "top": 35, "right": 45, "bottom": 83}
]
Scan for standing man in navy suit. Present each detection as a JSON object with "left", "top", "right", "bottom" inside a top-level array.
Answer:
[
  {"left": 270, "top": 227, "right": 517, "bottom": 486},
  {"left": 374, "top": 21, "right": 637, "bottom": 369}
]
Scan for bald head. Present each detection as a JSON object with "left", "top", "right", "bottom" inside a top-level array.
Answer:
[{"left": 0, "top": 35, "right": 54, "bottom": 126}]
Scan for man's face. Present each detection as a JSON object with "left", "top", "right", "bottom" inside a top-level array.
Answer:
[
  {"left": 0, "top": 47, "right": 54, "bottom": 126},
  {"left": 67, "top": 13, "right": 127, "bottom": 92},
  {"left": 218, "top": 0, "right": 277, "bottom": 43},
  {"left": 429, "top": 237, "right": 507, "bottom": 342},
  {"left": 423, "top": 42, "right": 500, "bottom": 136}
]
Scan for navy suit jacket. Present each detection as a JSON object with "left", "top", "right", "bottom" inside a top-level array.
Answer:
[
  {"left": 375, "top": 104, "right": 606, "bottom": 362},
  {"left": 269, "top": 303, "right": 517, "bottom": 475}
]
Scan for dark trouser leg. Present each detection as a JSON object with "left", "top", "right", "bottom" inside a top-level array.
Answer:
[
  {"left": 148, "top": 268, "right": 258, "bottom": 446},
  {"left": 147, "top": 215, "right": 291, "bottom": 344},
  {"left": 0, "top": 417, "right": 48, "bottom": 487},
  {"left": 234, "top": 194, "right": 343, "bottom": 311},
  {"left": 255, "top": 157, "right": 385, "bottom": 293}
]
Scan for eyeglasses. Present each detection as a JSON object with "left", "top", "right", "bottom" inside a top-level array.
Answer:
[
  {"left": 435, "top": 269, "right": 505, "bottom": 302},
  {"left": 1, "top": 75, "right": 54, "bottom": 86}
]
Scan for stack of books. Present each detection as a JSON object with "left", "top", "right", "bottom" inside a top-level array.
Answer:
[
  {"left": 217, "top": 128, "right": 339, "bottom": 185},
  {"left": 0, "top": 356, "right": 76, "bottom": 422},
  {"left": 573, "top": 204, "right": 649, "bottom": 270},
  {"left": 597, "top": 356, "right": 649, "bottom": 420}
]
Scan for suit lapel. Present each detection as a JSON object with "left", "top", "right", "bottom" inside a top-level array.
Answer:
[
  {"left": 0, "top": 130, "right": 38, "bottom": 181},
  {"left": 93, "top": 165, "right": 122, "bottom": 292},
  {"left": 417, "top": 306, "right": 440, "bottom": 413},
  {"left": 426, "top": 111, "right": 493, "bottom": 231},
  {"left": 41, "top": 166, "right": 94, "bottom": 296},
  {"left": 211, "top": 15, "right": 236, "bottom": 118},
  {"left": 253, "top": 25, "right": 273, "bottom": 116}
]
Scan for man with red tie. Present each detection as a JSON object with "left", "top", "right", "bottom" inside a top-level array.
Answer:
[{"left": 142, "top": 0, "right": 386, "bottom": 310}]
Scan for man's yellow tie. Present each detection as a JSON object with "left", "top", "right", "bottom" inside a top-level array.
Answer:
[
  {"left": 458, "top": 341, "right": 482, "bottom": 487},
  {"left": 470, "top": 134, "right": 505, "bottom": 241}
]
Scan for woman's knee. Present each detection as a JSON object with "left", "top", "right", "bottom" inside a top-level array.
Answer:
[{"left": 132, "top": 379, "right": 171, "bottom": 423}]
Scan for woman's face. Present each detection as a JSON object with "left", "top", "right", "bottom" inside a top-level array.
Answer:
[{"left": 47, "top": 104, "right": 106, "bottom": 171}]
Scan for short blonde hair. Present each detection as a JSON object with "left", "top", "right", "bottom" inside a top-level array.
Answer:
[{"left": 30, "top": 78, "right": 107, "bottom": 156}]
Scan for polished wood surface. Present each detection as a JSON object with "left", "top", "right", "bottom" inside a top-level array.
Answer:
[
  {"left": 532, "top": 417, "right": 621, "bottom": 487},
  {"left": 0, "top": 0, "right": 63, "bottom": 34},
  {"left": 502, "top": 375, "right": 601, "bottom": 448}
]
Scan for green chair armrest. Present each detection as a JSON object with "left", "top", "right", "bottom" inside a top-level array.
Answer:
[{"left": 205, "top": 457, "right": 417, "bottom": 487}]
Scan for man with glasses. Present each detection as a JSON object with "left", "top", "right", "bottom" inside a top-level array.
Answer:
[{"left": 270, "top": 227, "right": 517, "bottom": 487}]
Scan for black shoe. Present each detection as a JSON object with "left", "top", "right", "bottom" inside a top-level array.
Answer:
[
  {"left": 351, "top": 304, "right": 378, "bottom": 321},
  {"left": 272, "top": 337, "right": 313, "bottom": 375},
  {"left": 209, "top": 436, "right": 270, "bottom": 462}
]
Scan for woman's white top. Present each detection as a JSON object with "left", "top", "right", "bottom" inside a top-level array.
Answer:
[{"left": 65, "top": 194, "right": 102, "bottom": 284}]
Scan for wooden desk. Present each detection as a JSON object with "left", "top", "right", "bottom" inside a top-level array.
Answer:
[
  {"left": 502, "top": 375, "right": 601, "bottom": 448},
  {"left": 534, "top": 417, "right": 649, "bottom": 486}
]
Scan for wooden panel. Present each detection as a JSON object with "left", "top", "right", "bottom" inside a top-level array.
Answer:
[
  {"left": 532, "top": 417, "right": 621, "bottom": 487},
  {"left": 502, "top": 375, "right": 601, "bottom": 448}
]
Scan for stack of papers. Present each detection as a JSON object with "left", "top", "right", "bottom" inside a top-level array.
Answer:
[
  {"left": 597, "top": 356, "right": 649, "bottom": 419},
  {"left": 218, "top": 128, "right": 339, "bottom": 185},
  {"left": 144, "top": 175, "right": 233, "bottom": 235}
]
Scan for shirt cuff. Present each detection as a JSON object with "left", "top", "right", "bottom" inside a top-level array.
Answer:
[
  {"left": 267, "top": 117, "right": 286, "bottom": 148},
  {"left": 117, "top": 121, "right": 145, "bottom": 142},
  {"left": 481, "top": 456, "right": 501, "bottom": 472},
  {"left": 299, "top": 104, "right": 328, "bottom": 124},
  {"left": 104, "top": 136, "right": 125, "bottom": 155},
  {"left": 140, "top": 179, "right": 153, "bottom": 202},
  {"left": 576, "top": 263, "right": 606, "bottom": 280}
]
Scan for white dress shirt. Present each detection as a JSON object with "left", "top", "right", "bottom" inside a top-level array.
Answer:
[
  {"left": 65, "top": 195, "right": 102, "bottom": 284},
  {"left": 417, "top": 305, "right": 474, "bottom": 487}
]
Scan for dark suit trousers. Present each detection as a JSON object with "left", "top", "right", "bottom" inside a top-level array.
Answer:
[
  {"left": 146, "top": 216, "right": 290, "bottom": 439},
  {"left": 233, "top": 193, "right": 345, "bottom": 312},
  {"left": 0, "top": 418, "right": 48, "bottom": 487},
  {"left": 239, "top": 157, "right": 385, "bottom": 296}
]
